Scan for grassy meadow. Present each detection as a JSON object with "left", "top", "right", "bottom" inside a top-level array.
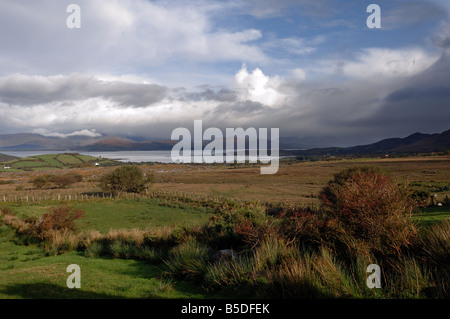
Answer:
[
  {"left": 1, "top": 153, "right": 116, "bottom": 172},
  {"left": 0, "top": 154, "right": 449, "bottom": 299}
]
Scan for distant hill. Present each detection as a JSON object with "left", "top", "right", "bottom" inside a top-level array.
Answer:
[
  {"left": 282, "top": 129, "right": 450, "bottom": 157},
  {"left": 0, "top": 153, "right": 19, "bottom": 163},
  {"left": 0, "top": 129, "right": 449, "bottom": 156},
  {"left": 0, "top": 133, "right": 101, "bottom": 151},
  {"left": 0, "top": 153, "right": 116, "bottom": 171},
  {"left": 0, "top": 133, "right": 176, "bottom": 152}
]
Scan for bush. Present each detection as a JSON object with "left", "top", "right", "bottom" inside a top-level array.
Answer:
[
  {"left": 31, "top": 175, "right": 53, "bottom": 189},
  {"left": 196, "top": 201, "right": 267, "bottom": 250},
  {"left": 99, "top": 165, "right": 148, "bottom": 196},
  {"left": 319, "top": 167, "right": 418, "bottom": 255},
  {"left": 27, "top": 205, "right": 84, "bottom": 240},
  {"left": 410, "top": 190, "right": 430, "bottom": 207},
  {"left": 276, "top": 206, "right": 326, "bottom": 249},
  {"left": 50, "top": 173, "right": 82, "bottom": 188}
]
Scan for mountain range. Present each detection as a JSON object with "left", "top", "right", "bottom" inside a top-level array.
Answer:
[
  {"left": 0, "top": 129, "right": 449, "bottom": 156},
  {"left": 280, "top": 129, "right": 450, "bottom": 157}
]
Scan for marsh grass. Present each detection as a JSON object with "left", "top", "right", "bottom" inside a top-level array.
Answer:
[
  {"left": 163, "top": 237, "right": 211, "bottom": 281},
  {"left": 109, "top": 240, "right": 137, "bottom": 259}
]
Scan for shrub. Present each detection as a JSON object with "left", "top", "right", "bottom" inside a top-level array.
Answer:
[
  {"left": 0, "top": 207, "right": 13, "bottom": 217},
  {"left": 99, "top": 165, "right": 148, "bottom": 196},
  {"left": 27, "top": 205, "right": 84, "bottom": 240},
  {"left": 50, "top": 173, "right": 82, "bottom": 188},
  {"left": 203, "top": 200, "right": 271, "bottom": 250},
  {"left": 319, "top": 167, "right": 418, "bottom": 255},
  {"left": 410, "top": 190, "right": 430, "bottom": 207},
  {"left": 31, "top": 175, "right": 53, "bottom": 189},
  {"left": 276, "top": 206, "right": 326, "bottom": 249}
]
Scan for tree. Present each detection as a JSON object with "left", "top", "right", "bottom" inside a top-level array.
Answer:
[
  {"left": 31, "top": 175, "right": 53, "bottom": 189},
  {"left": 50, "top": 173, "right": 80, "bottom": 188},
  {"left": 99, "top": 165, "right": 148, "bottom": 196}
]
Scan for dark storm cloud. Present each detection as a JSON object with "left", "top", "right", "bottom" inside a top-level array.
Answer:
[
  {"left": 211, "top": 100, "right": 266, "bottom": 116},
  {"left": 0, "top": 74, "right": 168, "bottom": 107},
  {"left": 385, "top": 86, "right": 450, "bottom": 102},
  {"left": 354, "top": 52, "right": 450, "bottom": 136},
  {"left": 184, "top": 87, "right": 239, "bottom": 102},
  {"left": 382, "top": 0, "right": 446, "bottom": 30},
  {"left": 432, "top": 21, "right": 450, "bottom": 49}
]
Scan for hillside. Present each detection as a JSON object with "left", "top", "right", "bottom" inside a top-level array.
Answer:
[
  {"left": 0, "top": 153, "right": 19, "bottom": 163},
  {"left": 0, "top": 153, "right": 116, "bottom": 171},
  {"left": 0, "top": 133, "right": 175, "bottom": 151},
  {"left": 281, "top": 129, "right": 450, "bottom": 157}
]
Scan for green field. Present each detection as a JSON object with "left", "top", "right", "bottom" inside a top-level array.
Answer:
[
  {"left": 7, "top": 198, "right": 214, "bottom": 233},
  {"left": 0, "top": 153, "right": 116, "bottom": 171},
  {"left": 0, "top": 198, "right": 232, "bottom": 299},
  {"left": 412, "top": 206, "right": 450, "bottom": 228},
  {"left": 0, "top": 225, "right": 210, "bottom": 299}
]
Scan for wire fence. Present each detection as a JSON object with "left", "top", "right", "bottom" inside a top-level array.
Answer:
[{"left": 0, "top": 190, "right": 236, "bottom": 206}]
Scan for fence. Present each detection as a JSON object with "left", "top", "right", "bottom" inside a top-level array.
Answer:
[{"left": 0, "top": 190, "right": 237, "bottom": 206}]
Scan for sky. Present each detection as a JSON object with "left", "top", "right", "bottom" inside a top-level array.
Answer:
[{"left": 0, "top": 0, "right": 449, "bottom": 147}]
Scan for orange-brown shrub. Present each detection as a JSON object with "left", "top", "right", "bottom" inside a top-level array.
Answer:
[
  {"left": 27, "top": 205, "right": 84, "bottom": 240},
  {"left": 319, "top": 167, "right": 418, "bottom": 254}
]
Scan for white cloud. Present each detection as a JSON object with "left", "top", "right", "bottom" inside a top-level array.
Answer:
[
  {"left": 31, "top": 128, "right": 102, "bottom": 138},
  {"left": 0, "top": 0, "right": 267, "bottom": 76},
  {"left": 291, "top": 68, "right": 307, "bottom": 81},
  {"left": 234, "top": 65, "right": 284, "bottom": 106}
]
